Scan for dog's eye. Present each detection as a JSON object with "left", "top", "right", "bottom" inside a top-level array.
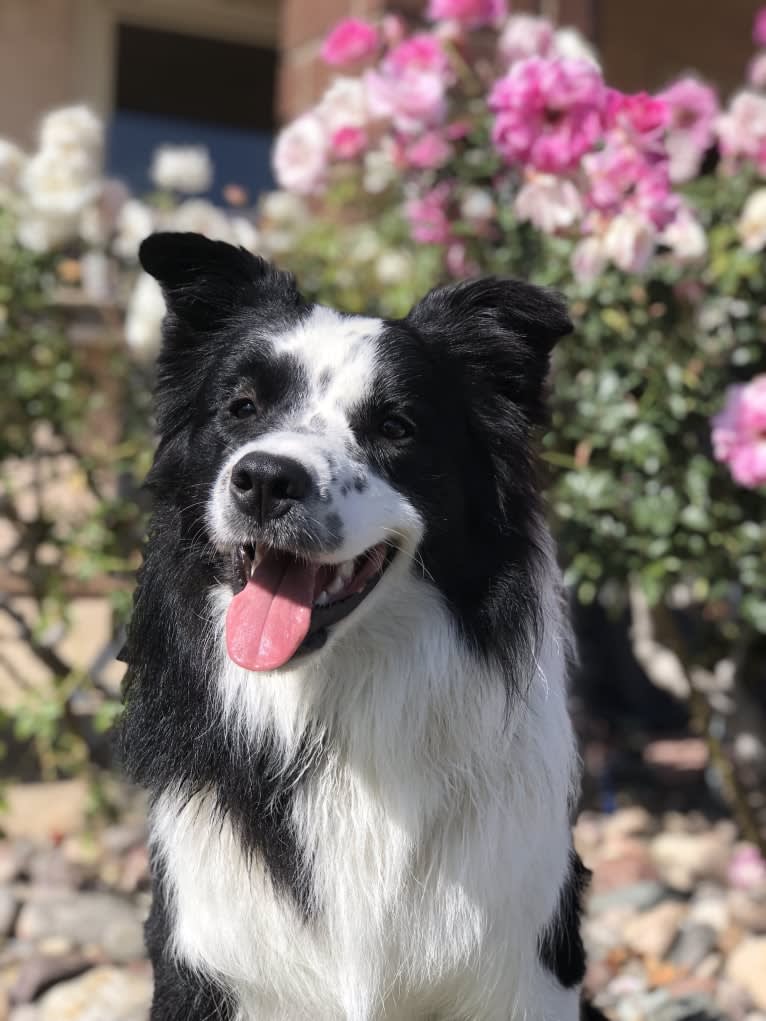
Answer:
[
  {"left": 379, "top": 415, "right": 414, "bottom": 441},
  {"left": 229, "top": 397, "right": 257, "bottom": 420}
]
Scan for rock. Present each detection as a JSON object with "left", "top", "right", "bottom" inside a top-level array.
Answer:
[
  {"left": 16, "top": 894, "right": 144, "bottom": 964},
  {"left": 647, "top": 994, "right": 724, "bottom": 1020},
  {"left": 9, "top": 955, "right": 91, "bottom": 1005},
  {"left": 688, "top": 890, "right": 730, "bottom": 934},
  {"left": 26, "top": 849, "right": 80, "bottom": 890},
  {"left": 729, "top": 889, "right": 766, "bottom": 933},
  {"left": 35, "top": 966, "right": 152, "bottom": 1021},
  {"left": 624, "top": 901, "right": 688, "bottom": 960},
  {"left": 726, "top": 937, "right": 766, "bottom": 1010},
  {"left": 1, "top": 784, "right": 88, "bottom": 842},
  {"left": 603, "top": 807, "right": 656, "bottom": 842},
  {"left": 0, "top": 893, "right": 18, "bottom": 940},
  {"left": 668, "top": 923, "right": 718, "bottom": 970},
  {"left": 100, "top": 823, "right": 147, "bottom": 857},
  {"left": 591, "top": 838, "right": 658, "bottom": 894},
  {"left": 589, "top": 881, "right": 670, "bottom": 915},
  {"left": 650, "top": 832, "right": 732, "bottom": 893},
  {"left": 0, "top": 844, "right": 31, "bottom": 885},
  {"left": 9, "top": 1007, "right": 37, "bottom": 1021}
]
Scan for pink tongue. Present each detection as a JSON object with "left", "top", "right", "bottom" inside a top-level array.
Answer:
[{"left": 226, "top": 551, "right": 319, "bottom": 671}]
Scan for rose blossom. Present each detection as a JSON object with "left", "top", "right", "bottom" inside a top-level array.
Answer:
[
  {"left": 125, "top": 273, "right": 166, "bottom": 361},
  {"left": 446, "top": 241, "right": 480, "bottom": 278},
  {"left": 331, "top": 126, "right": 368, "bottom": 160},
  {"left": 317, "top": 77, "right": 369, "bottom": 133},
  {"left": 571, "top": 236, "right": 607, "bottom": 284},
  {"left": 460, "top": 187, "right": 495, "bottom": 224},
  {"left": 426, "top": 0, "right": 506, "bottom": 28},
  {"left": 729, "top": 844, "right": 766, "bottom": 890},
  {"left": 606, "top": 90, "right": 669, "bottom": 150},
  {"left": 658, "top": 77, "right": 719, "bottom": 182},
  {"left": 755, "top": 7, "right": 766, "bottom": 46},
  {"left": 404, "top": 131, "right": 451, "bottom": 168},
  {"left": 0, "top": 139, "right": 26, "bottom": 191},
  {"left": 273, "top": 113, "right": 329, "bottom": 194},
  {"left": 659, "top": 204, "right": 707, "bottom": 261},
  {"left": 498, "top": 15, "right": 554, "bottom": 65},
  {"left": 405, "top": 182, "right": 452, "bottom": 243},
  {"left": 489, "top": 57, "right": 607, "bottom": 172},
  {"left": 552, "top": 27, "right": 600, "bottom": 67},
  {"left": 602, "top": 211, "right": 656, "bottom": 273},
  {"left": 749, "top": 53, "right": 766, "bottom": 89},
  {"left": 321, "top": 19, "right": 379, "bottom": 66},
  {"left": 150, "top": 145, "right": 213, "bottom": 193},
  {"left": 737, "top": 188, "right": 766, "bottom": 251},
  {"left": 514, "top": 173, "right": 583, "bottom": 234},
  {"left": 712, "top": 377, "right": 766, "bottom": 488},
  {"left": 113, "top": 198, "right": 154, "bottom": 260},
  {"left": 38, "top": 105, "right": 103, "bottom": 156},
  {"left": 717, "top": 90, "right": 766, "bottom": 162}
]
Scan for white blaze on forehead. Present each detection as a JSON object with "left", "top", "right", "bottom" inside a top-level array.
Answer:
[{"left": 271, "top": 304, "right": 383, "bottom": 412}]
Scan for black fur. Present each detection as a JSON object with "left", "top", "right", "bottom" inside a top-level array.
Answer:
[
  {"left": 538, "top": 850, "right": 590, "bottom": 988},
  {"left": 119, "top": 233, "right": 576, "bottom": 1017}
]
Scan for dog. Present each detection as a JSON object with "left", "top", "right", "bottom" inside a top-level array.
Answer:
[{"left": 121, "top": 231, "right": 598, "bottom": 1021}]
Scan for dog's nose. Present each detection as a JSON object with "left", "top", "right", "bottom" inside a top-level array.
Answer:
[{"left": 230, "top": 453, "right": 313, "bottom": 524}]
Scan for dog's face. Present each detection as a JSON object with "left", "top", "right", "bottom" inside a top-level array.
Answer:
[{"left": 140, "top": 233, "right": 570, "bottom": 673}]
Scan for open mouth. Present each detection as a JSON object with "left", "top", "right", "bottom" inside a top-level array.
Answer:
[{"left": 225, "top": 542, "right": 396, "bottom": 672}]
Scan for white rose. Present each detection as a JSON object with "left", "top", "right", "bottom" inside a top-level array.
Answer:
[
  {"left": 150, "top": 145, "right": 213, "bottom": 194},
  {"left": 272, "top": 114, "right": 328, "bottom": 195},
  {"left": 571, "top": 236, "right": 607, "bottom": 284},
  {"left": 553, "top": 28, "right": 600, "bottom": 68},
  {"left": 167, "top": 199, "right": 235, "bottom": 241},
  {"left": 80, "top": 251, "right": 112, "bottom": 303},
  {"left": 737, "top": 188, "right": 766, "bottom": 252},
  {"left": 603, "top": 212, "right": 656, "bottom": 273},
  {"left": 0, "top": 139, "right": 27, "bottom": 191},
  {"left": 514, "top": 175, "right": 582, "bottom": 234},
  {"left": 363, "top": 143, "right": 396, "bottom": 194},
  {"left": 113, "top": 198, "right": 155, "bottom": 261},
  {"left": 230, "top": 216, "right": 260, "bottom": 253},
  {"left": 259, "top": 190, "right": 307, "bottom": 224},
  {"left": 125, "top": 273, "right": 166, "bottom": 361},
  {"left": 460, "top": 188, "right": 496, "bottom": 224},
  {"left": 21, "top": 148, "right": 100, "bottom": 217},
  {"left": 375, "top": 250, "right": 413, "bottom": 285},
  {"left": 498, "top": 15, "right": 554, "bottom": 64},
  {"left": 317, "top": 77, "right": 369, "bottom": 132},
  {"left": 39, "top": 105, "right": 103, "bottom": 156},
  {"left": 16, "top": 212, "right": 80, "bottom": 252},
  {"left": 661, "top": 207, "right": 707, "bottom": 261}
]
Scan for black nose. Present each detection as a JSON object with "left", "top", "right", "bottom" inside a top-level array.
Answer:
[{"left": 230, "top": 453, "right": 313, "bottom": 524}]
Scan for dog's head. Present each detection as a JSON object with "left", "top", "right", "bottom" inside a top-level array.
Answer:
[{"left": 140, "top": 232, "right": 571, "bottom": 673}]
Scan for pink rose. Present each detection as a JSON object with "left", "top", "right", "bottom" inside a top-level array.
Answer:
[
  {"left": 755, "top": 7, "right": 766, "bottom": 46},
  {"left": 405, "top": 182, "right": 452, "bottom": 244},
  {"left": 658, "top": 76, "right": 719, "bottom": 182},
  {"left": 712, "top": 377, "right": 766, "bottom": 488},
  {"left": 750, "top": 52, "right": 766, "bottom": 89},
  {"left": 272, "top": 113, "right": 328, "bottom": 195},
  {"left": 717, "top": 90, "right": 766, "bottom": 162},
  {"left": 385, "top": 34, "right": 450, "bottom": 75},
  {"left": 404, "top": 131, "right": 451, "bottom": 169},
  {"left": 489, "top": 57, "right": 608, "bottom": 173},
  {"left": 514, "top": 173, "right": 583, "bottom": 234},
  {"left": 321, "top": 18, "right": 379, "bottom": 66},
  {"left": 498, "top": 15, "right": 555, "bottom": 65},
  {"left": 446, "top": 241, "right": 480, "bottom": 278},
  {"left": 331, "top": 126, "right": 368, "bottom": 160},
  {"left": 606, "top": 90, "right": 669, "bottom": 150},
  {"left": 426, "top": 0, "right": 507, "bottom": 28}
]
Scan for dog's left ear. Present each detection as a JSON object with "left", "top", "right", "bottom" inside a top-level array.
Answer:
[{"left": 406, "top": 277, "right": 572, "bottom": 416}]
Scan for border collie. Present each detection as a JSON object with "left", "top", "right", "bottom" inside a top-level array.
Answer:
[{"left": 121, "top": 232, "right": 598, "bottom": 1021}]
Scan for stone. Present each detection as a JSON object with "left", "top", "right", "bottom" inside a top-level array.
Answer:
[
  {"left": 0, "top": 844, "right": 31, "bottom": 886},
  {"left": 650, "top": 832, "right": 732, "bottom": 893},
  {"left": 591, "top": 839, "right": 658, "bottom": 894},
  {"left": 624, "top": 901, "right": 688, "bottom": 960},
  {"left": 9, "top": 955, "right": 91, "bottom": 1005},
  {"left": 729, "top": 889, "right": 766, "bottom": 933},
  {"left": 1, "top": 784, "right": 88, "bottom": 842},
  {"left": 726, "top": 938, "right": 766, "bottom": 1010},
  {"left": 647, "top": 994, "right": 724, "bottom": 1020},
  {"left": 36, "top": 966, "right": 152, "bottom": 1021},
  {"left": 668, "top": 922, "right": 718, "bottom": 970},
  {"left": 16, "top": 894, "right": 144, "bottom": 964},
  {"left": 0, "top": 893, "right": 18, "bottom": 940},
  {"left": 589, "top": 881, "right": 670, "bottom": 915},
  {"left": 688, "top": 891, "right": 730, "bottom": 933},
  {"left": 603, "top": 807, "right": 656, "bottom": 842}
]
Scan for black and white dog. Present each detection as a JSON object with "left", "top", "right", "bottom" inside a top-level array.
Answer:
[{"left": 121, "top": 232, "right": 596, "bottom": 1020}]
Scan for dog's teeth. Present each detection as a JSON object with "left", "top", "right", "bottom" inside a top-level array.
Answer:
[
  {"left": 327, "top": 574, "right": 345, "bottom": 595},
  {"left": 316, "top": 590, "right": 330, "bottom": 606},
  {"left": 338, "top": 560, "right": 355, "bottom": 581}
]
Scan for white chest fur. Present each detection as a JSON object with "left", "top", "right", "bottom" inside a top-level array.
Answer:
[{"left": 152, "top": 573, "right": 581, "bottom": 1021}]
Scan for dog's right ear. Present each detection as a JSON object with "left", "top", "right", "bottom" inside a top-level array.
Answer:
[{"left": 139, "top": 232, "right": 302, "bottom": 337}]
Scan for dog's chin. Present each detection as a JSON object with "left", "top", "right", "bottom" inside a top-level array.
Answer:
[{"left": 227, "top": 541, "right": 399, "bottom": 670}]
